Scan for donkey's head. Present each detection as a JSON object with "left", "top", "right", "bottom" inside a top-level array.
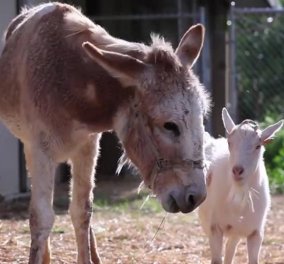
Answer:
[
  {"left": 222, "top": 108, "right": 283, "bottom": 185},
  {"left": 83, "top": 24, "right": 210, "bottom": 213}
]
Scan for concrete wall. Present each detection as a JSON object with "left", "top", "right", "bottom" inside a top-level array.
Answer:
[
  {"left": 23, "top": 0, "right": 55, "bottom": 5},
  {"left": 0, "top": 1, "right": 20, "bottom": 198},
  {"left": 0, "top": 1, "right": 17, "bottom": 52},
  {"left": 0, "top": 124, "right": 20, "bottom": 198}
]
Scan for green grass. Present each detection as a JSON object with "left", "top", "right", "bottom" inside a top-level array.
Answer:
[
  {"left": 93, "top": 194, "right": 163, "bottom": 215},
  {"left": 52, "top": 226, "right": 65, "bottom": 234},
  {"left": 263, "top": 125, "right": 284, "bottom": 193},
  {"left": 260, "top": 115, "right": 284, "bottom": 194}
]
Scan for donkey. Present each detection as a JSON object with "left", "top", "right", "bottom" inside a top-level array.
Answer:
[{"left": 0, "top": 2, "right": 210, "bottom": 264}]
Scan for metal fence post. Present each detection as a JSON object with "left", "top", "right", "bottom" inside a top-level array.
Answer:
[{"left": 228, "top": 1, "right": 238, "bottom": 121}]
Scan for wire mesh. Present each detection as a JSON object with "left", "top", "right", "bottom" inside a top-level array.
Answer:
[{"left": 231, "top": 8, "right": 284, "bottom": 123}]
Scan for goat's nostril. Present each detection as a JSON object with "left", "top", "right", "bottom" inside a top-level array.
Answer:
[
  {"left": 232, "top": 165, "right": 245, "bottom": 182},
  {"left": 233, "top": 165, "right": 244, "bottom": 175}
]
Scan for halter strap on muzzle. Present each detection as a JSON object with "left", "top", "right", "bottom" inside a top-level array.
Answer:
[
  {"left": 148, "top": 158, "right": 206, "bottom": 190},
  {"left": 156, "top": 158, "right": 205, "bottom": 172}
]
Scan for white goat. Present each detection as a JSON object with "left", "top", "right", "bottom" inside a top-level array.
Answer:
[{"left": 199, "top": 108, "right": 283, "bottom": 264}]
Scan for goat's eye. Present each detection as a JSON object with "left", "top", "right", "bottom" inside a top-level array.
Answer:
[
  {"left": 256, "top": 145, "right": 261, "bottom": 150},
  {"left": 163, "top": 122, "right": 180, "bottom": 137}
]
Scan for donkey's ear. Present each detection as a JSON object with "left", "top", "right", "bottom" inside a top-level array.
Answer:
[
  {"left": 261, "top": 120, "right": 283, "bottom": 144},
  {"left": 222, "top": 108, "right": 235, "bottom": 134},
  {"left": 82, "top": 42, "right": 149, "bottom": 87},
  {"left": 175, "top": 24, "right": 205, "bottom": 68}
]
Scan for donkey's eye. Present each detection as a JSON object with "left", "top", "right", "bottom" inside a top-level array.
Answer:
[
  {"left": 256, "top": 145, "right": 261, "bottom": 150},
  {"left": 163, "top": 122, "right": 180, "bottom": 137}
]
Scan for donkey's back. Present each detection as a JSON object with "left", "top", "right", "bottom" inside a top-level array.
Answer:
[{"left": 0, "top": 2, "right": 140, "bottom": 149}]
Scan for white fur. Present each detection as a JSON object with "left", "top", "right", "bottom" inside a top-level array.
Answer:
[{"left": 199, "top": 108, "right": 283, "bottom": 264}]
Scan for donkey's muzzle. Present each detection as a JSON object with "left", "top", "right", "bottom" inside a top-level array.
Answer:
[{"left": 166, "top": 185, "right": 207, "bottom": 213}]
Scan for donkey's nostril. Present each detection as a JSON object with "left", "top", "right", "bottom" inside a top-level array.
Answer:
[
  {"left": 168, "top": 194, "right": 179, "bottom": 213},
  {"left": 165, "top": 187, "right": 206, "bottom": 214},
  {"left": 187, "top": 194, "right": 196, "bottom": 209},
  {"left": 184, "top": 190, "right": 206, "bottom": 213}
]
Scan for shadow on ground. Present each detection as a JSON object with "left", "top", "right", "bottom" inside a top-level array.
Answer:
[{"left": 0, "top": 175, "right": 143, "bottom": 220}]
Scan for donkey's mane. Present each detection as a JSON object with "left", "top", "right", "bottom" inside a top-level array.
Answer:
[
  {"left": 5, "top": 3, "right": 59, "bottom": 41},
  {"left": 146, "top": 34, "right": 181, "bottom": 71},
  {"left": 63, "top": 6, "right": 148, "bottom": 58},
  {"left": 63, "top": 6, "right": 180, "bottom": 69},
  {"left": 5, "top": 1, "right": 182, "bottom": 75}
]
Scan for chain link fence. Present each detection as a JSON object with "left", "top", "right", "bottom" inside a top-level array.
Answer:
[{"left": 229, "top": 8, "right": 284, "bottom": 123}]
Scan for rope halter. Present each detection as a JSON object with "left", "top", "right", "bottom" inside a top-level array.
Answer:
[{"left": 148, "top": 158, "right": 206, "bottom": 190}]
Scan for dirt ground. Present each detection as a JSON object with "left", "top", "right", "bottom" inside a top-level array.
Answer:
[{"left": 0, "top": 179, "right": 284, "bottom": 264}]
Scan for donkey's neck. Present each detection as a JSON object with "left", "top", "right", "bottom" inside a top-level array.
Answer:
[{"left": 61, "top": 13, "right": 147, "bottom": 131}]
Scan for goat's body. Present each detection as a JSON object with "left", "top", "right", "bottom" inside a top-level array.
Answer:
[
  {"left": 200, "top": 140, "right": 270, "bottom": 234},
  {"left": 200, "top": 129, "right": 271, "bottom": 264}
]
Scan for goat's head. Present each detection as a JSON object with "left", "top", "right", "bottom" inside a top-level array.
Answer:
[
  {"left": 222, "top": 108, "right": 283, "bottom": 186},
  {"left": 82, "top": 24, "right": 210, "bottom": 213}
]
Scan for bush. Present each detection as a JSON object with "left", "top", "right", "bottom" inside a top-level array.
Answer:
[{"left": 262, "top": 116, "right": 284, "bottom": 194}]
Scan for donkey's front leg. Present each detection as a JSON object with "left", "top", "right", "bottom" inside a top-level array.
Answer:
[
  {"left": 69, "top": 135, "right": 102, "bottom": 264},
  {"left": 27, "top": 145, "right": 56, "bottom": 264}
]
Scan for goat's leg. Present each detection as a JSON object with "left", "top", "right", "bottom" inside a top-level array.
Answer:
[
  {"left": 209, "top": 225, "right": 223, "bottom": 264},
  {"left": 247, "top": 230, "right": 263, "bottom": 264},
  {"left": 27, "top": 145, "right": 56, "bottom": 264},
  {"left": 224, "top": 237, "right": 240, "bottom": 264},
  {"left": 69, "top": 135, "right": 101, "bottom": 264}
]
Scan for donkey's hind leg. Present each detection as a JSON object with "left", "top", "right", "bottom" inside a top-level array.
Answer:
[
  {"left": 25, "top": 144, "right": 57, "bottom": 264},
  {"left": 69, "top": 134, "right": 102, "bottom": 264}
]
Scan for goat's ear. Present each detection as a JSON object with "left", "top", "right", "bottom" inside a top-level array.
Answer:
[
  {"left": 261, "top": 120, "right": 283, "bottom": 144},
  {"left": 222, "top": 108, "right": 235, "bottom": 134},
  {"left": 82, "top": 42, "right": 149, "bottom": 87},
  {"left": 175, "top": 24, "right": 205, "bottom": 68}
]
